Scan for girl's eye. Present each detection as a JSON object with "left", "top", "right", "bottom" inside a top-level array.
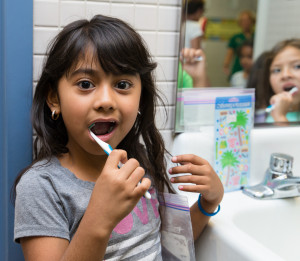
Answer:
[
  {"left": 294, "top": 64, "right": 300, "bottom": 70},
  {"left": 271, "top": 68, "right": 281, "bottom": 74},
  {"left": 116, "top": 81, "right": 132, "bottom": 90},
  {"left": 78, "top": 80, "right": 94, "bottom": 90}
]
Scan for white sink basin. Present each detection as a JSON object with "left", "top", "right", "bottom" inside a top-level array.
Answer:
[
  {"left": 171, "top": 127, "right": 300, "bottom": 260},
  {"left": 232, "top": 195, "right": 300, "bottom": 261},
  {"left": 191, "top": 191, "right": 300, "bottom": 261}
]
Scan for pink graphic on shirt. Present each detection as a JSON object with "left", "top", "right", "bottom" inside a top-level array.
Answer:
[
  {"left": 113, "top": 213, "right": 133, "bottom": 235},
  {"left": 149, "top": 188, "right": 159, "bottom": 218},
  {"left": 133, "top": 197, "right": 148, "bottom": 224},
  {"left": 112, "top": 188, "right": 159, "bottom": 235}
]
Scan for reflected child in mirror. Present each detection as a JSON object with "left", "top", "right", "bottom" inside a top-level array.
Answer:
[
  {"left": 230, "top": 40, "right": 254, "bottom": 88},
  {"left": 265, "top": 39, "right": 300, "bottom": 123}
]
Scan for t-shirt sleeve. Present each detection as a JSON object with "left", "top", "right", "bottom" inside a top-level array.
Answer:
[
  {"left": 228, "top": 35, "right": 236, "bottom": 49},
  {"left": 14, "top": 170, "right": 70, "bottom": 243}
]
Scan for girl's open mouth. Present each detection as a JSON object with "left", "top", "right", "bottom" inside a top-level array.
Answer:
[
  {"left": 89, "top": 121, "right": 117, "bottom": 136},
  {"left": 283, "top": 85, "right": 297, "bottom": 92}
]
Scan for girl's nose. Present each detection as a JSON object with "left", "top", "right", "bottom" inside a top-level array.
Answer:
[
  {"left": 93, "top": 85, "right": 116, "bottom": 111},
  {"left": 281, "top": 66, "right": 293, "bottom": 79}
]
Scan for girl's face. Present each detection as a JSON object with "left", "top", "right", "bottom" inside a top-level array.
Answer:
[
  {"left": 240, "top": 46, "right": 253, "bottom": 72},
  {"left": 270, "top": 46, "right": 300, "bottom": 97},
  {"left": 50, "top": 51, "right": 141, "bottom": 156},
  {"left": 238, "top": 13, "right": 253, "bottom": 32}
]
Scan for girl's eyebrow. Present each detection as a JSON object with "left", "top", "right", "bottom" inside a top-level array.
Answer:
[
  {"left": 272, "top": 58, "right": 300, "bottom": 67},
  {"left": 69, "top": 68, "right": 98, "bottom": 78}
]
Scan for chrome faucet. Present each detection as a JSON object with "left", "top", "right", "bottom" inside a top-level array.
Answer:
[{"left": 243, "top": 153, "right": 300, "bottom": 199}]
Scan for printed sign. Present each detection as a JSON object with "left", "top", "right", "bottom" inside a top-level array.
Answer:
[{"left": 214, "top": 95, "right": 253, "bottom": 191}]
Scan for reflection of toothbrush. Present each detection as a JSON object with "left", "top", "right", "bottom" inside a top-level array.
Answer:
[
  {"left": 180, "top": 54, "right": 203, "bottom": 63},
  {"left": 265, "top": 87, "right": 298, "bottom": 113},
  {"left": 89, "top": 127, "right": 151, "bottom": 199},
  {"left": 193, "top": 56, "right": 203, "bottom": 62}
]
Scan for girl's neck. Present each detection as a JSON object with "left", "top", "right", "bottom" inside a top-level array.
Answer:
[
  {"left": 58, "top": 150, "right": 107, "bottom": 182},
  {"left": 291, "top": 102, "right": 300, "bottom": 113},
  {"left": 243, "top": 31, "right": 252, "bottom": 38},
  {"left": 243, "top": 70, "right": 249, "bottom": 79}
]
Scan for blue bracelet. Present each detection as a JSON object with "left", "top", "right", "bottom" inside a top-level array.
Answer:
[{"left": 198, "top": 194, "right": 220, "bottom": 217}]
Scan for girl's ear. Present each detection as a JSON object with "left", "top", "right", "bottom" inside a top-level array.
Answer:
[{"left": 46, "top": 89, "right": 61, "bottom": 114}]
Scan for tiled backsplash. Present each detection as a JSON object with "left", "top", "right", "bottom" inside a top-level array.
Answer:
[{"left": 33, "top": 0, "right": 181, "bottom": 151}]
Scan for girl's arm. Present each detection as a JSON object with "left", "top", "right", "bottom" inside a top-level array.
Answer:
[
  {"left": 190, "top": 36, "right": 202, "bottom": 50},
  {"left": 168, "top": 154, "right": 224, "bottom": 240},
  {"left": 20, "top": 206, "right": 113, "bottom": 261},
  {"left": 223, "top": 48, "right": 234, "bottom": 76},
  {"left": 20, "top": 150, "right": 151, "bottom": 261}
]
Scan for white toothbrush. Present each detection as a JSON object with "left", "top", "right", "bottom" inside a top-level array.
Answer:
[
  {"left": 265, "top": 87, "right": 298, "bottom": 113},
  {"left": 89, "top": 128, "right": 151, "bottom": 199}
]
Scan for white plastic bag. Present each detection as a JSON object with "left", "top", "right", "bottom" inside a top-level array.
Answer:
[{"left": 158, "top": 192, "right": 196, "bottom": 261}]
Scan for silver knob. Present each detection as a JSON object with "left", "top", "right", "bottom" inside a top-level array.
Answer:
[{"left": 270, "top": 153, "right": 293, "bottom": 174}]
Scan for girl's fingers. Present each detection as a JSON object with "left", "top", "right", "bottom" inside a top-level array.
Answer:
[
  {"left": 172, "top": 154, "right": 209, "bottom": 166},
  {"left": 177, "top": 184, "right": 208, "bottom": 193},
  {"left": 133, "top": 177, "right": 151, "bottom": 196},
  {"left": 127, "top": 165, "right": 145, "bottom": 184},
  {"left": 181, "top": 48, "right": 204, "bottom": 63},
  {"left": 169, "top": 163, "right": 211, "bottom": 176},
  {"left": 108, "top": 149, "right": 128, "bottom": 168},
  {"left": 107, "top": 150, "right": 143, "bottom": 181},
  {"left": 170, "top": 175, "right": 208, "bottom": 185}
]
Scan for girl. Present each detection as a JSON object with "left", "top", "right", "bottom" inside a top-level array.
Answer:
[
  {"left": 13, "top": 15, "right": 223, "bottom": 260},
  {"left": 223, "top": 10, "right": 256, "bottom": 80},
  {"left": 265, "top": 39, "right": 300, "bottom": 123},
  {"left": 230, "top": 40, "right": 254, "bottom": 88}
]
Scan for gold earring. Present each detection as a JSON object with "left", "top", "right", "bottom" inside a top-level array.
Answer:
[{"left": 51, "top": 110, "right": 59, "bottom": 120}]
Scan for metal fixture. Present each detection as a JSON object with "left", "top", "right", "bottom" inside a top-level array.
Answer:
[{"left": 243, "top": 153, "right": 300, "bottom": 199}]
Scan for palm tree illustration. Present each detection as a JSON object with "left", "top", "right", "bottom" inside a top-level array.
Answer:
[
  {"left": 229, "top": 111, "right": 248, "bottom": 146},
  {"left": 220, "top": 150, "right": 239, "bottom": 187}
]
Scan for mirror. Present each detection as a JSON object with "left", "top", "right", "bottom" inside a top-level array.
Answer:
[{"left": 176, "top": 0, "right": 300, "bottom": 130}]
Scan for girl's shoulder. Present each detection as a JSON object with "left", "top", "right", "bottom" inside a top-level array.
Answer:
[
  {"left": 18, "top": 157, "right": 94, "bottom": 193},
  {"left": 20, "top": 157, "right": 60, "bottom": 180}
]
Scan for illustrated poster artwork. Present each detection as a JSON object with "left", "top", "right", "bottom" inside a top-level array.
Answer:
[{"left": 214, "top": 95, "right": 253, "bottom": 192}]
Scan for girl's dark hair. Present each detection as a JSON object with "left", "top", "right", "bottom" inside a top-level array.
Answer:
[
  {"left": 187, "top": 0, "right": 204, "bottom": 15},
  {"left": 237, "top": 39, "right": 253, "bottom": 57},
  {"left": 13, "top": 15, "right": 174, "bottom": 200},
  {"left": 246, "top": 51, "right": 272, "bottom": 109}
]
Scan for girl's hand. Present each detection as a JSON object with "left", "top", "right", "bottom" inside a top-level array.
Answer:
[
  {"left": 87, "top": 149, "right": 151, "bottom": 234},
  {"left": 180, "top": 48, "right": 209, "bottom": 87},
  {"left": 270, "top": 92, "right": 294, "bottom": 122},
  {"left": 169, "top": 154, "right": 223, "bottom": 207}
]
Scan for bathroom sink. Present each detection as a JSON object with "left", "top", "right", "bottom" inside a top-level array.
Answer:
[
  {"left": 232, "top": 196, "right": 300, "bottom": 261},
  {"left": 191, "top": 191, "right": 300, "bottom": 261},
  {"left": 171, "top": 127, "right": 300, "bottom": 260}
]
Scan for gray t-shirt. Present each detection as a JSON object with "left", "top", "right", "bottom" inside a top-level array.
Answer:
[{"left": 14, "top": 157, "right": 162, "bottom": 260}]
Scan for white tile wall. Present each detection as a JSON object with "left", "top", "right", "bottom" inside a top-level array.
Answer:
[{"left": 33, "top": 0, "right": 181, "bottom": 152}]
